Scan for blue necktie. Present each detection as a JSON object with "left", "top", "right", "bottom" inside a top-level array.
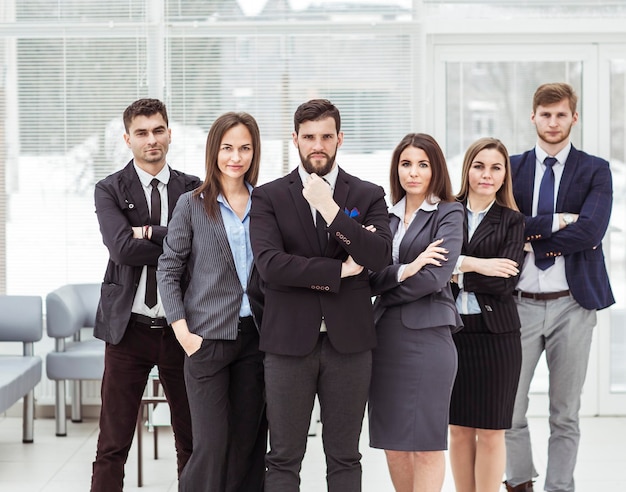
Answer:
[{"left": 535, "top": 157, "right": 557, "bottom": 270}]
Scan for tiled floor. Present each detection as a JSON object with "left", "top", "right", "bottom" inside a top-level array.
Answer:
[{"left": 0, "top": 413, "right": 625, "bottom": 491}]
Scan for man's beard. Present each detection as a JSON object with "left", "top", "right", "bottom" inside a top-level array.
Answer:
[
  {"left": 537, "top": 123, "right": 573, "bottom": 146},
  {"left": 299, "top": 147, "right": 337, "bottom": 176}
]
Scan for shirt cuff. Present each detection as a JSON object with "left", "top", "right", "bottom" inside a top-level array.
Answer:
[
  {"left": 551, "top": 214, "right": 560, "bottom": 233},
  {"left": 397, "top": 264, "right": 408, "bottom": 282},
  {"left": 453, "top": 254, "right": 466, "bottom": 275}
]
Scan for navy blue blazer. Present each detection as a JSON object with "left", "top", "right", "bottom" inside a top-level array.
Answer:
[{"left": 511, "top": 146, "right": 614, "bottom": 311}]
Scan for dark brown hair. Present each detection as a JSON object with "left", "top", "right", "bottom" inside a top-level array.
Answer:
[
  {"left": 193, "top": 112, "right": 261, "bottom": 218},
  {"left": 293, "top": 99, "right": 341, "bottom": 134},
  {"left": 122, "top": 98, "right": 168, "bottom": 132},
  {"left": 389, "top": 133, "right": 453, "bottom": 205}
]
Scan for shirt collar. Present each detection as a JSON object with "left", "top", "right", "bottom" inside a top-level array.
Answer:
[
  {"left": 389, "top": 195, "right": 440, "bottom": 220},
  {"left": 216, "top": 182, "right": 253, "bottom": 205},
  {"left": 297, "top": 163, "right": 339, "bottom": 191},
  {"left": 133, "top": 162, "right": 171, "bottom": 187},
  {"left": 535, "top": 142, "right": 572, "bottom": 167},
  {"left": 467, "top": 199, "right": 496, "bottom": 215}
]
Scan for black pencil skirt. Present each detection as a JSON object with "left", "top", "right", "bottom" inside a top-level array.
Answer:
[{"left": 449, "top": 313, "right": 522, "bottom": 430}]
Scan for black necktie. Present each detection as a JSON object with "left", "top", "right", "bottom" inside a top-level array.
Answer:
[
  {"left": 145, "top": 178, "right": 161, "bottom": 308},
  {"left": 535, "top": 157, "right": 557, "bottom": 270},
  {"left": 316, "top": 211, "right": 328, "bottom": 254}
]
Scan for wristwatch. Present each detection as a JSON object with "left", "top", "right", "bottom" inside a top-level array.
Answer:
[{"left": 563, "top": 213, "right": 574, "bottom": 225}]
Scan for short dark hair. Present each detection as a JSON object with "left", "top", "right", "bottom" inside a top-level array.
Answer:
[
  {"left": 123, "top": 98, "right": 169, "bottom": 132},
  {"left": 293, "top": 99, "right": 341, "bottom": 134},
  {"left": 389, "top": 133, "right": 454, "bottom": 205},
  {"left": 533, "top": 83, "right": 578, "bottom": 114}
]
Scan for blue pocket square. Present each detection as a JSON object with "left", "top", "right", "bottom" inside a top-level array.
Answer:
[{"left": 344, "top": 207, "right": 360, "bottom": 218}]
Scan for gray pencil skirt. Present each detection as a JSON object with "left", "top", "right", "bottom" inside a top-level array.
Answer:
[{"left": 368, "top": 306, "right": 458, "bottom": 452}]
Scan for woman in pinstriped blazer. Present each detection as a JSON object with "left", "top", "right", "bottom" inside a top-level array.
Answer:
[
  {"left": 448, "top": 138, "right": 525, "bottom": 492},
  {"left": 157, "top": 112, "right": 266, "bottom": 492}
]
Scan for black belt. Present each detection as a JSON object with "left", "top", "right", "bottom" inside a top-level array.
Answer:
[
  {"left": 514, "top": 290, "right": 570, "bottom": 301},
  {"left": 130, "top": 313, "right": 170, "bottom": 328}
]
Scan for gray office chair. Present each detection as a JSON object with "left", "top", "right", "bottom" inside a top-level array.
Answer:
[
  {"left": 45, "top": 283, "right": 104, "bottom": 436},
  {"left": 0, "top": 295, "right": 43, "bottom": 442}
]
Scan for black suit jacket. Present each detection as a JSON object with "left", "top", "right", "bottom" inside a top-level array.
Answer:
[
  {"left": 250, "top": 167, "right": 392, "bottom": 356},
  {"left": 94, "top": 160, "right": 201, "bottom": 344},
  {"left": 452, "top": 202, "right": 525, "bottom": 334}
]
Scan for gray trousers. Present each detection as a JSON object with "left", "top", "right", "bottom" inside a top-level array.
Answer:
[
  {"left": 264, "top": 334, "right": 372, "bottom": 492},
  {"left": 505, "top": 295, "right": 595, "bottom": 492}
]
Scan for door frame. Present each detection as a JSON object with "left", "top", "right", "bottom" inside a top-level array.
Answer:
[{"left": 429, "top": 38, "right": 626, "bottom": 416}]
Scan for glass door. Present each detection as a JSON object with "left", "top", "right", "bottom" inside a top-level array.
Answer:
[
  {"left": 431, "top": 42, "right": 612, "bottom": 416},
  {"left": 598, "top": 44, "right": 626, "bottom": 415}
]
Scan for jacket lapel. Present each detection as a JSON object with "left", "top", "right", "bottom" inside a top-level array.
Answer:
[
  {"left": 556, "top": 145, "right": 579, "bottom": 212},
  {"left": 398, "top": 209, "right": 434, "bottom": 263},
  {"left": 287, "top": 169, "right": 321, "bottom": 256},
  {"left": 121, "top": 161, "right": 150, "bottom": 221},
  {"left": 211, "top": 211, "right": 238, "bottom": 274},
  {"left": 517, "top": 150, "right": 537, "bottom": 216},
  {"left": 167, "top": 167, "right": 185, "bottom": 222},
  {"left": 466, "top": 204, "right": 501, "bottom": 254}
]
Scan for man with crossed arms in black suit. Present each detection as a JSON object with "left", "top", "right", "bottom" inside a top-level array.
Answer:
[
  {"left": 250, "top": 99, "right": 392, "bottom": 491},
  {"left": 91, "top": 98, "right": 200, "bottom": 491}
]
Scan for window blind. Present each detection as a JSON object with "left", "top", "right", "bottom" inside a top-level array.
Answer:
[{"left": 1, "top": 0, "right": 415, "bottom": 296}]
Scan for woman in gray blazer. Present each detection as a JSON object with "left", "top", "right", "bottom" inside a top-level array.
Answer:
[
  {"left": 369, "top": 133, "right": 463, "bottom": 492},
  {"left": 157, "top": 112, "right": 266, "bottom": 492}
]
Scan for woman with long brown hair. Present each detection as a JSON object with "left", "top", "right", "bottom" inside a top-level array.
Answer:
[
  {"left": 158, "top": 112, "right": 266, "bottom": 492},
  {"left": 369, "top": 133, "right": 464, "bottom": 491}
]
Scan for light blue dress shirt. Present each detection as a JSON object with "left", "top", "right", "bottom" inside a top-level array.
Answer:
[{"left": 217, "top": 182, "right": 253, "bottom": 318}]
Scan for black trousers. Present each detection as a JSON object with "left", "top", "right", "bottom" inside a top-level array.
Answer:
[
  {"left": 91, "top": 319, "right": 193, "bottom": 492},
  {"left": 180, "top": 316, "right": 267, "bottom": 492}
]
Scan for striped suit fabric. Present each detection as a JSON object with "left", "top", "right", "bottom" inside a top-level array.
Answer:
[
  {"left": 449, "top": 203, "right": 525, "bottom": 429},
  {"left": 157, "top": 189, "right": 266, "bottom": 492},
  {"left": 158, "top": 190, "right": 249, "bottom": 340}
]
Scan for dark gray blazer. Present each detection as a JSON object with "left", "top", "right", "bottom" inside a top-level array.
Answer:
[
  {"left": 370, "top": 200, "right": 464, "bottom": 332},
  {"left": 158, "top": 191, "right": 258, "bottom": 340},
  {"left": 94, "top": 161, "right": 201, "bottom": 345}
]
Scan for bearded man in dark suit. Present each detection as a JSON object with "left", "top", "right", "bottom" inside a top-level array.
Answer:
[{"left": 250, "top": 99, "right": 392, "bottom": 491}]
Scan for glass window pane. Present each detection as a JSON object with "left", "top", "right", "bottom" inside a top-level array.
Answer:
[
  {"left": 445, "top": 61, "right": 582, "bottom": 189},
  {"left": 609, "top": 58, "right": 626, "bottom": 393}
]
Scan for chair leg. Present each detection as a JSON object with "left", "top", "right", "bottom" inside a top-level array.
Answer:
[
  {"left": 137, "top": 403, "right": 144, "bottom": 488},
  {"left": 154, "top": 426, "right": 158, "bottom": 459},
  {"left": 71, "top": 380, "right": 82, "bottom": 423},
  {"left": 22, "top": 388, "right": 35, "bottom": 443},
  {"left": 55, "top": 380, "right": 67, "bottom": 437}
]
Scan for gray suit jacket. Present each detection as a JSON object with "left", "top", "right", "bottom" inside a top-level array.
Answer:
[
  {"left": 370, "top": 200, "right": 464, "bottom": 332},
  {"left": 158, "top": 191, "right": 256, "bottom": 340}
]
